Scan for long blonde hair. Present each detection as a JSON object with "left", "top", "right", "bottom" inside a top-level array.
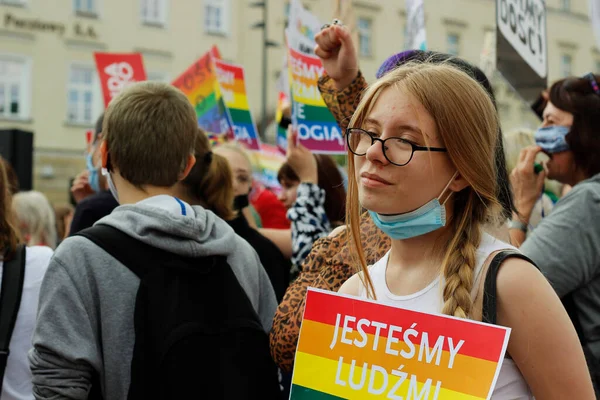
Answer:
[{"left": 346, "top": 62, "right": 502, "bottom": 319}]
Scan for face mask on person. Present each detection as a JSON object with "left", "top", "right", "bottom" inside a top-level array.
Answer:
[
  {"left": 102, "top": 167, "right": 119, "bottom": 203},
  {"left": 534, "top": 125, "right": 570, "bottom": 154},
  {"left": 233, "top": 194, "right": 250, "bottom": 211},
  {"left": 86, "top": 153, "right": 101, "bottom": 193},
  {"left": 368, "top": 172, "right": 457, "bottom": 240}
]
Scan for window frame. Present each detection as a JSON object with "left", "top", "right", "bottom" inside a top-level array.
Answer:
[
  {"left": 0, "top": 0, "right": 27, "bottom": 7},
  {"left": 560, "top": 0, "right": 570, "bottom": 12},
  {"left": 357, "top": 17, "right": 373, "bottom": 58},
  {"left": 447, "top": 33, "right": 460, "bottom": 56},
  {"left": 140, "top": 0, "right": 169, "bottom": 27},
  {"left": 560, "top": 54, "right": 573, "bottom": 78},
  {"left": 204, "top": 0, "right": 230, "bottom": 36},
  {"left": 66, "top": 63, "right": 102, "bottom": 126},
  {"left": 0, "top": 53, "right": 32, "bottom": 121},
  {"left": 73, "top": 0, "right": 100, "bottom": 18}
]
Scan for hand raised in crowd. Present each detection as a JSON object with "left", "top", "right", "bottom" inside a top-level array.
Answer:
[
  {"left": 286, "top": 126, "right": 318, "bottom": 185},
  {"left": 70, "top": 170, "right": 95, "bottom": 204},
  {"left": 510, "top": 145, "right": 546, "bottom": 223},
  {"left": 314, "top": 21, "right": 358, "bottom": 91}
]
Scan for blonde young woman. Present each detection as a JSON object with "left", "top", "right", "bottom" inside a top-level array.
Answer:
[{"left": 338, "top": 63, "right": 593, "bottom": 398}]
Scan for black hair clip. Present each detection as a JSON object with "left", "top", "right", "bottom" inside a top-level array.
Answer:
[
  {"left": 585, "top": 73, "right": 600, "bottom": 96},
  {"left": 204, "top": 151, "right": 213, "bottom": 165}
]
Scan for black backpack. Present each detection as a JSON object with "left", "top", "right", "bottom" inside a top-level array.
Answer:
[{"left": 77, "top": 224, "right": 282, "bottom": 400}]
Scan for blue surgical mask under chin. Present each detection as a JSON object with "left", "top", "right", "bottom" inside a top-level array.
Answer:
[
  {"left": 368, "top": 172, "right": 456, "bottom": 240},
  {"left": 534, "top": 125, "right": 570, "bottom": 154},
  {"left": 86, "top": 153, "right": 101, "bottom": 193},
  {"left": 102, "top": 168, "right": 119, "bottom": 203}
]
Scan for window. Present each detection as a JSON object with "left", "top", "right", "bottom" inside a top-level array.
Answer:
[
  {"left": 0, "top": 55, "right": 30, "bottom": 119},
  {"left": 204, "top": 0, "right": 229, "bottom": 35},
  {"left": 147, "top": 71, "right": 169, "bottom": 82},
  {"left": 74, "top": 0, "right": 97, "bottom": 15},
  {"left": 141, "top": 0, "right": 167, "bottom": 25},
  {"left": 595, "top": 60, "right": 600, "bottom": 74},
  {"left": 561, "top": 54, "right": 573, "bottom": 77},
  {"left": 561, "top": 0, "right": 570, "bottom": 11},
  {"left": 67, "top": 65, "right": 100, "bottom": 125},
  {"left": 358, "top": 18, "right": 373, "bottom": 58},
  {"left": 447, "top": 34, "right": 460, "bottom": 56},
  {"left": 0, "top": 0, "right": 27, "bottom": 6}
]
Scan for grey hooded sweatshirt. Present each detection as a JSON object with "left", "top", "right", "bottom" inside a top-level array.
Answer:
[{"left": 28, "top": 195, "right": 278, "bottom": 400}]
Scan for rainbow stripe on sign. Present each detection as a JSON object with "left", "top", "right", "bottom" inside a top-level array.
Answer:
[
  {"left": 276, "top": 92, "right": 289, "bottom": 155},
  {"left": 291, "top": 288, "right": 511, "bottom": 400},
  {"left": 172, "top": 46, "right": 232, "bottom": 137},
  {"left": 288, "top": 48, "right": 345, "bottom": 154},
  {"left": 213, "top": 59, "right": 261, "bottom": 151}
]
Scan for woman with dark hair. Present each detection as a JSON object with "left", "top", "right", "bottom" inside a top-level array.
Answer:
[
  {"left": 270, "top": 22, "right": 519, "bottom": 372},
  {"left": 510, "top": 73, "right": 600, "bottom": 393},
  {"left": 176, "top": 129, "right": 290, "bottom": 301}
]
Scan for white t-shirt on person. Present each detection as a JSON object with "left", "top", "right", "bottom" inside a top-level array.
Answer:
[
  {"left": 0, "top": 246, "right": 52, "bottom": 400},
  {"left": 357, "top": 233, "right": 533, "bottom": 399}
]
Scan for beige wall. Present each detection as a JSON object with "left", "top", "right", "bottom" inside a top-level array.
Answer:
[{"left": 0, "top": 0, "right": 597, "bottom": 203}]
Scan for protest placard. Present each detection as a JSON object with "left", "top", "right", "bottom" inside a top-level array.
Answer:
[
  {"left": 94, "top": 53, "right": 147, "bottom": 108},
  {"left": 496, "top": 0, "right": 547, "bottom": 103},
  {"left": 213, "top": 59, "right": 261, "bottom": 151},
  {"left": 291, "top": 288, "right": 511, "bottom": 400},
  {"left": 405, "top": 0, "right": 426, "bottom": 50},
  {"left": 286, "top": 0, "right": 323, "bottom": 54},
  {"left": 171, "top": 46, "right": 233, "bottom": 137},
  {"left": 253, "top": 143, "right": 286, "bottom": 191},
  {"left": 276, "top": 92, "right": 289, "bottom": 155},
  {"left": 288, "top": 47, "right": 345, "bottom": 154}
]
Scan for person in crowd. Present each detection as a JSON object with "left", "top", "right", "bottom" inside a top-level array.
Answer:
[
  {"left": 273, "top": 133, "right": 346, "bottom": 273},
  {"left": 0, "top": 158, "right": 53, "bottom": 400},
  {"left": 69, "top": 113, "right": 119, "bottom": 235},
  {"left": 29, "top": 82, "right": 278, "bottom": 399},
  {"left": 53, "top": 204, "right": 74, "bottom": 244},
  {"left": 337, "top": 61, "right": 592, "bottom": 398},
  {"left": 503, "top": 128, "right": 559, "bottom": 233},
  {"left": 214, "top": 144, "right": 290, "bottom": 230},
  {"left": 510, "top": 73, "right": 600, "bottom": 392},
  {"left": 0, "top": 157, "right": 19, "bottom": 195},
  {"left": 12, "top": 191, "right": 57, "bottom": 250},
  {"left": 270, "top": 23, "right": 525, "bottom": 372},
  {"left": 177, "top": 129, "right": 290, "bottom": 301}
]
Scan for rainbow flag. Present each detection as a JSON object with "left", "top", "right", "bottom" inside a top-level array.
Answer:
[
  {"left": 276, "top": 92, "right": 289, "bottom": 155},
  {"left": 172, "top": 46, "right": 233, "bottom": 137},
  {"left": 213, "top": 59, "right": 261, "bottom": 151},
  {"left": 288, "top": 47, "right": 345, "bottom": 154},
  {"left": 255, "top": 143, "right": 285, "bottom": 191},
  {"left": 291, "top": 288, "right": 511, "bottom": 400}
]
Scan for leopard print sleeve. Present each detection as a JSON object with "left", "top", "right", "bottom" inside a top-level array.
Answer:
[
  {"left": 317, "top": 71, "right": 369, "bottom": 132},
  {"left": 269, "top": 214, "right": 392, "bottom": 372}
]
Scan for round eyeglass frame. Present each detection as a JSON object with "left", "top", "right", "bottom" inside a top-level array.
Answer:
[{"left": 346, "top": 128, "right": 448, "bottom": 166}]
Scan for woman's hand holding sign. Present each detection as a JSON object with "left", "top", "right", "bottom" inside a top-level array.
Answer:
[{"left": 315, "top": 21, "right": 358, "bottom": 91}]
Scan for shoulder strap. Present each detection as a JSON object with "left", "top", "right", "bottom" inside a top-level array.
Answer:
[
  {"left": 482, "top": 250, "right": 537, "bottom": 325},
  {"left": 0, "top": 245, "right": 26, "bottom": 388},
  {"left": 76, "top": 224, "right": 171, "bottom": 278}
]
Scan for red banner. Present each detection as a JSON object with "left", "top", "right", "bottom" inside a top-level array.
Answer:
[{"left": 94, "top": 53, "right": 147, "bottom": 108}]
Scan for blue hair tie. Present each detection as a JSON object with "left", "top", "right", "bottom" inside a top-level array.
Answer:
[{"left": 585, "top": 73, "right": 600, "bottom": 96}]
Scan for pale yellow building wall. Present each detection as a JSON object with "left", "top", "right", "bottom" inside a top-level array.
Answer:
[{"left": 0, "top": 0, "right": 597, "bottom": 203}]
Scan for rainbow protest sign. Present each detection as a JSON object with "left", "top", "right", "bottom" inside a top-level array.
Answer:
[
  {"left": 291, "top": 288, "right": 511, "bottom": 400},
  {"left": 276, "top": 92, "right": 289, "bottom": 154},
  {"left": 171, "top": 46, "right": 233, "bottom": 137},
  {"left": 255, "top": 143, "right": 285, "bottom": 191},
  {"left": 213, "top": 59, "right": 261, "bottom": 151},
  {"left": 288, "top": 48, "right": 345, "bottom": 154}
]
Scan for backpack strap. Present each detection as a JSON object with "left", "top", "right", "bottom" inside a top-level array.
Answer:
[
  {"left": 482, "top": 250, "right": 537, "bottom": 325},
  {"left": 76, "top": 224, "right": 173, "bottom": 278},
  {"left": 0, "top": 244, "right": 26, "bottom": 390}
]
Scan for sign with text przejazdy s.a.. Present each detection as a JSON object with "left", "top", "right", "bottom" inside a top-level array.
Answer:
[
  {"left": 288, "top": 47, "right": 345, "bottom": 154},
  {"left": 291, "top": 288, "right": 511, "bottom": 400}
]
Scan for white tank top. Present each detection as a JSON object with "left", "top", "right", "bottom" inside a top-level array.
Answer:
[{"left": 358, "top": 233, "right": 533, "bottom": 399}]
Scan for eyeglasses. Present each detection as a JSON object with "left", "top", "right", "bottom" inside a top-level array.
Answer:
[{"left": 346, "top": 128, "right": 447, "bottom": 166}]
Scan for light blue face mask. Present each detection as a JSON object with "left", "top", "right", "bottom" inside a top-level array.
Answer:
[
  {"left": 102, "top": 168, "right": 119, "bottom": 203},
  {"left": 368, "top": 172, "right": 456, "bottom": 240},
  {"left": 86, "top": 152, "right": 101, "bottom": 193},
  {"left": 534, "top": 125, "right": 570, "bottom": 154}
]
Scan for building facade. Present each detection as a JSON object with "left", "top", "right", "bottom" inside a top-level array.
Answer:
[{"left": 0, "top": 0, "right": 596, "bottom": 203}]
